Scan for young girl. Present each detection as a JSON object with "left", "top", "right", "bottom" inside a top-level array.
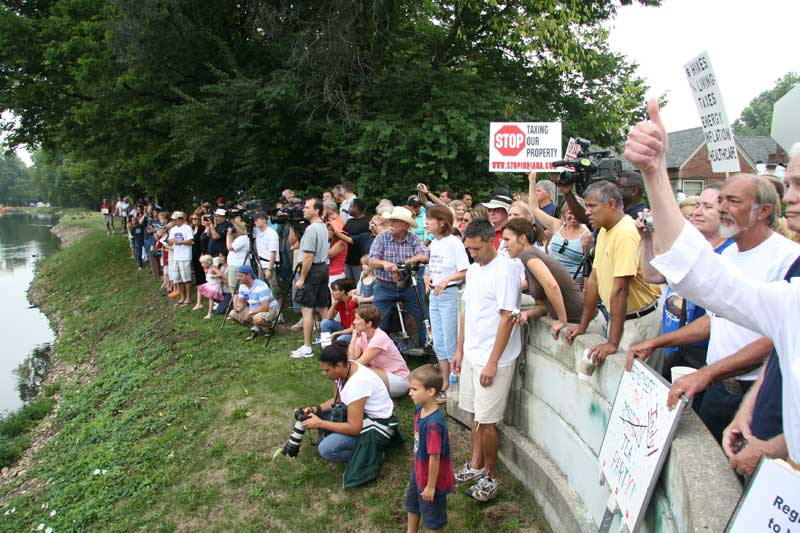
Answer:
[
  {"left": 193, "top": 255, "right": 223, "bottom": 318},
  {"left": 354, "top": 255, "right": 375, "bottom": 304},
  {"left": 216, "top": 252, "right": 232, "bottom": 316}
]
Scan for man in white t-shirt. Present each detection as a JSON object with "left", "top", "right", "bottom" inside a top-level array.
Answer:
[
  {"left": 254, "top": 211, "right": 282, "bottom": 307},
  {"left": 114, "top": 195, "right": 129, "bottom": 234},
  {"left": 337, "top": 181, "right": 357, "bottom": 223},
  {"left": 451, "top": 219, "right": 521, "bottom": 503},
  {"left": 167, "top": 211, "right": 194, "bottom": 306}
]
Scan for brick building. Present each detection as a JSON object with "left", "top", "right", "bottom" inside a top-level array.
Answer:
[{"left": 662, "top": 127, "right": 788, "bottom": 196}]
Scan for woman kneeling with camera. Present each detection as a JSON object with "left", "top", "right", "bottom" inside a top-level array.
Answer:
[
  {"left": 301, "top": 344, "right": 399, "bottom": 484},
  {"left": 348, "top": 304, "right": 411, "bottom": 398}
]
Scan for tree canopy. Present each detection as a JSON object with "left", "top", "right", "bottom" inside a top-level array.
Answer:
[
  {"left": 733, "top": 71, "right": 799, "bottom": 137},
  {"left": 1, "top": 0, "right": 660, "bottom": 207}
]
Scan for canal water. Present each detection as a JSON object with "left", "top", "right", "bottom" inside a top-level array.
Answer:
[{"left": 0, "top": 212, "right": 60, "bottom": 414}]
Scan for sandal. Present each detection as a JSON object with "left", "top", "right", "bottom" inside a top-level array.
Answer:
[
  {"left": 191, "top": 305, "right": 203, "bottom": 311},
  {"left": 203, "top": 314, "right": 212, "bottom": 320}
]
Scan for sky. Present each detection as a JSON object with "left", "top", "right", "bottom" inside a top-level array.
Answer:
[
  {"left": 6, "top": 0, "right": 800, "bottom": 166},
  {"left": 607, "top": 0, "right": 799, "bottom": 133}
]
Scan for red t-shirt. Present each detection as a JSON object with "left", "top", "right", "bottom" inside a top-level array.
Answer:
[
  {"left": 335, "top": 298, "right": 358, "bottom": 328},
  {"left": 100, "top": 203, "right": 113, "bottom": 214},
  {"left": 493, "top": 229, "right": 502, "bottom": 250}
]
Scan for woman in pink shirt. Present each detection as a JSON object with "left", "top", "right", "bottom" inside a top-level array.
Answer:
[{"left": 347, "top": 304, "right": 410, "bottom": 398}]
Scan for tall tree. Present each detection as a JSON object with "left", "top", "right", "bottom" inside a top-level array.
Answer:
[
  {"left": 733, "top": 72, "right": 799, "bottom": 137},
  {"left": 1, "top": 0, "right": 661, "bottom": 207}
]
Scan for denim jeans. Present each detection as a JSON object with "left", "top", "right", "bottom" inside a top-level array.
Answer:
[
  {"left": 320, "top": 319, "right": 352, "bottom": 344},
  {"left": 429, "top": 285, "right": 459, "bottom": 361},
  {"left": 317, "top": 413, "right": 357, "bottom": 463},
  {"left": 373, "top": 280, "right": 426, "bottom": 346},
  {"left": 133, "top": 240, "right": 144, "bottom": 268}
]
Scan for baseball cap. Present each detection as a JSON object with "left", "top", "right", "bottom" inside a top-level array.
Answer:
[
  {"left": 214, "top": 208, "right": 226, "bottom": 216},
  {"left": 406, "top": 197, "right": 422, "bottom": 207},
  {"left": 238, "top": 265, "right": 256, "bottom": 278},
  {"left": 171, "top": 211, "right": 185, "bottom": 220}
]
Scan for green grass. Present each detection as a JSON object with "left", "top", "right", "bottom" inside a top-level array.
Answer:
[
  {"left": 0, "top": 398, "right": 55, "bottom": 468},
  {"left": 0, "top": 214, "right": 551, "bottom": 532}
]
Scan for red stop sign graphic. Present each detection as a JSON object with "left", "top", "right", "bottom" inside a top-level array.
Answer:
[{"left": 494, "top": 125, "right": 526, "bottom": 156}]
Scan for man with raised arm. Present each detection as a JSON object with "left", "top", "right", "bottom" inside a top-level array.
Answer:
[{"left": 625, "top": 99, "right": 800, "bottom": 465}]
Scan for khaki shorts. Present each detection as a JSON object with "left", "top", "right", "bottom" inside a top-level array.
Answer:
[
  {"left": 265, "top": 267, "right": 282, "bottom": 300},
  {"left": 170, "top": 260, "right": 192, "bottom": 283},
  {"left": 459, "top": 358, "right": 516, "bottom": 424},
  {"left": 228, "top": 265, "right": 240, "bottom": 293},
  {"left": 228, "top": 308, "right": 277, "bottom": 326}
]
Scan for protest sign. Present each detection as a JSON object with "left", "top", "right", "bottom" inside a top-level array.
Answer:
[
  {"left": 684, "top": 51, "right": 740, "bottom": 173},
  {"left": 599, "top": 360, "right": 686, "bottom": 532},
  {"left": 726, "top": 457, "right": 800, "bottom": 533},
  {"left": 489, "top": 122, "right": 562, "bottom": 173}
]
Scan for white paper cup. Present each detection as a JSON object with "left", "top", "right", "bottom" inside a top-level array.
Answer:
[
  {"left": 578, "top": 349, "right": 596, "bottom": 381},
  {"left": 671, "top": 366, "right": 696, "bottom": 383}
]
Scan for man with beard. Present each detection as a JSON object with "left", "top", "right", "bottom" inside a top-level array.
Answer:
[{"left": 628, "top": 173, "right": 799, "bottom": 442}]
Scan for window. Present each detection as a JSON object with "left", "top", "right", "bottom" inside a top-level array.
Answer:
[{"left": 682, "top": 180, "right": 704, "bottom": 196}]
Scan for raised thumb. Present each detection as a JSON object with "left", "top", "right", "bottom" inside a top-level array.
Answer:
[{"left": 647, "top": 98, "right": 665, "bottom": 131}]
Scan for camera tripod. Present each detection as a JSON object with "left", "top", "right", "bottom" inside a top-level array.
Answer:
[{"left": 391, "top": 263, "right": 435, "bottom": 361}]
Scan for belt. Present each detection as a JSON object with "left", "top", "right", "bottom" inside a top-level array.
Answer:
[
  {"left": 625, "top": 302, "right": 657, "bottom": 321},
  {"left": 376, "top": 277, "right": 396, "bottom": 285}
]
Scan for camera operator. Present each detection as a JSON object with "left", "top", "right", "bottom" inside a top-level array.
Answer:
[
  {"left": 207, "top": 208, "right": 232, "bottom": 257},
  {"left": 368, "top": 207, "right": 430, "bottom": 347},
  {"left": 225, "top": 220, "right": 250, "bottom": 294},
  {"left": 618, "top": 170, "right": 649, "bottom": 219},
  {"left": 291, "top": 198, "right": 331, "bottom": 358},
  {"left": 253, "top": 211, "right": 282, "bottom": 308}
]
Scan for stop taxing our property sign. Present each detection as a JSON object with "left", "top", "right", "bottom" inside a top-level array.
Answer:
[{"left": 489, "top": 122, "right": 562, "bottom": 173}]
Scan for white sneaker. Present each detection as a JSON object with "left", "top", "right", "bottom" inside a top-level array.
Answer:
[
  {"left": 455, "top": 462, "right": 486, "bottom": 485},
  {"left": 290, "top": 318, "right": 304, "bottom": 331},
  {"left": 465, "top": 476, "right": 499, "bottom": 502},
  {"left": 290, "top": 345, "right": 314, "bottom": 358}
]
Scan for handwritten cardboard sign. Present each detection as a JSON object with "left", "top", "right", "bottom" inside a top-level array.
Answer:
[
  {"left": 726, "top": 457, "right": 800, "bottom": 532},
  {"left": 599, "top": 360, "right": 686, "bottom": 532},
  {"left": 684, "top": 51, "right": 740, "bottom": 174}
]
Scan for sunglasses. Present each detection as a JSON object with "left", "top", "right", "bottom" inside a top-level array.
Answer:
[{"left": 557, "top": 239, "right": 569, "bottom": 255}]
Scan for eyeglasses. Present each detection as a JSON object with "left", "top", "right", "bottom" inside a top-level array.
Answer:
[{"left": 190, "top": 217, "right": 198, "bottom": 220}]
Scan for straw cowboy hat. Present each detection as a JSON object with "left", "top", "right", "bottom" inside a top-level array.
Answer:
[{"left": 382, "top": 206, "right": 418, "bottom": 228}]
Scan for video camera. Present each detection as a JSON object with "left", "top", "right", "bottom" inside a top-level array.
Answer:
[
  {"left": 396, "top": 262, "right": 422, "bottom": 289},
  {"left": 272, "top": 199, "right": 307, "bottom": 236},
  {"left": 552, "top": 138, "right": 622, "bottom": 196}
]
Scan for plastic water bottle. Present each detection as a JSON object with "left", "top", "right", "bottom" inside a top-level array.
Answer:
[{"left": 449, "top": 372, "right": 458, "bottom": 385}]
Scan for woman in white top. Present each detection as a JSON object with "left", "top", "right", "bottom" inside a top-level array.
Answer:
[
  {"left": 301, "top": 343, "right": 394, "bottom": 463},
  {"left": 423, "top": 205, "right": 470, "bottom": 400},
  {"left": 527, "top": 174, "right": 591, "bottom": 285}
]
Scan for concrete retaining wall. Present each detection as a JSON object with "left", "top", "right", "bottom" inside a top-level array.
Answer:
[{"left": 447, "top": 316, "right": 742, "bottom": 532}]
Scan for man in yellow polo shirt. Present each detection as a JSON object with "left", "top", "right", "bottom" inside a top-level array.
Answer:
[{"left": 566, "top": 181, "right": 661, "bottom": 369}]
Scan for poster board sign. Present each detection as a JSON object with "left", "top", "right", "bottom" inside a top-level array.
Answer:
[
  {"left": 565, "top": 137, "right": 582, "bottom": 160},
  {"left": 684, "top": 51, "right": 740, "bottom": 173},
  {"left": 726, "top": 457, "right": 800, "bottom": 532},
  {"left": 599, "top": 360, "right": 686, "bottom": 532},
  {"left": 489, "top": 122, "right": 562, "bottom": 173}
]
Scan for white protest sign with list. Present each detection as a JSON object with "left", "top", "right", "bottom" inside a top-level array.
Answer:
[
  {"left": 489, "top": 122, "right": 561, "bottom": 173},
  {"left": 726, "top": 457, "right": 800, "bottom": 532},
  {"left": 684, "top": 51, "right": 740, "bottom": 173},
  {"left": 599, "top": 360, "right": 686, "bottom": 532}
]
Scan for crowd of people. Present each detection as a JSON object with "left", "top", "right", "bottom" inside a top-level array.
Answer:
[{"left": 103, "top": 125, "right": 800, "bottom": 529}]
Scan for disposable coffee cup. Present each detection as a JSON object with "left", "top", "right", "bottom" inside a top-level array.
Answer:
[
  {"left": 671, "top": 366, "right": 696, "bottom": 383},
  {"left": 578, "top": 349, "right": 596, "bottom": 381}
]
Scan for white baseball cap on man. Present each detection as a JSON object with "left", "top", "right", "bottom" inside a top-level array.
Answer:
[
  {"left": 382, "top": 206, "right": 418, "bottom": 228},
  {"left": 171, "top": 211, "right": 185, "bottom": 220},
  {"left": 214, "top": 208, "right": 227, "bottom": 217}
]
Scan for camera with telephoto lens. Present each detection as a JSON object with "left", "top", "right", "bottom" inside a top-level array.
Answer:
[
  {"left": 552, "top": 138, "right": 623, "bottom": 196},
  {"left": 396, "top": 262, "right": 422, "bottom": 288},
  {"left": 282, "top": 408, "right": 311, "bottom": 458}
]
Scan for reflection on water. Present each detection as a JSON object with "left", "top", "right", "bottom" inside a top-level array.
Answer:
[
  {"left": 0, "top": 213, "right": 61, "bottom": 414},
  {"left": 14, "top": 344, "right": 53, "bottom": 402}
]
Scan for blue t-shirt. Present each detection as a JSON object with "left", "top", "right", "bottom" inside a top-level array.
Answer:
[
  {"left": 661, "top": 238, "right": 735, "bottom": 355},
  {"left": 238, "top": 279, "right": 277, "bottom": 312}
]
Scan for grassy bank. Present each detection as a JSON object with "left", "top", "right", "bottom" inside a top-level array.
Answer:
[{"left": 0, "top": 215, "right": 550, "bottom": 532}]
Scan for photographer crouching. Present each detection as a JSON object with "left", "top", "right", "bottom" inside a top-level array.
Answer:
[
  {"left": 297, "top": 343, "right": 400, "bottom": 487},
  {"left": 368, "top": 206, "right": 430, "bottom": 346}
]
